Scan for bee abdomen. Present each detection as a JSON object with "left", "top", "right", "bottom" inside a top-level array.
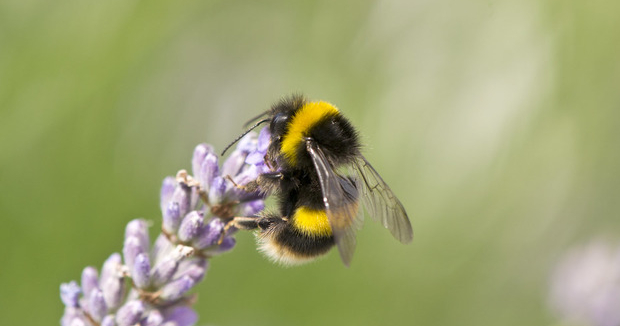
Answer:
[
  {"left": 257, "top": 209, "right": 335, "bottom": 265},
  {"left": 276, "top": 226, "right": 334, "bottom": 256},
  {"left": 291, "top": 206, "right": 332, "bottom": 237}
]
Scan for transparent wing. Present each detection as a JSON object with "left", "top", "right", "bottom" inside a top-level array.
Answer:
[
  {"left": 306, "top": 139, "right": 362, "bottom": 266},
  {"left": 351, "top": 156, "right": 413, "bottom": 243}
]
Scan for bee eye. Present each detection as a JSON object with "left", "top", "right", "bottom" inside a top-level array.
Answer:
[{"left": 271, "top": 113, "right": 289, "bottom": 136}]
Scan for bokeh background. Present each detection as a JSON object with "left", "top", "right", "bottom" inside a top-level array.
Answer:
[{"left": 1, "top": 0, "right": 619, "bottom": 325}]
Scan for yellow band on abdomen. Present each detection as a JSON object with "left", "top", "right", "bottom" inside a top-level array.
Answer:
[{"left": 292, "top": 206, "right": 332, "bottom": 237}]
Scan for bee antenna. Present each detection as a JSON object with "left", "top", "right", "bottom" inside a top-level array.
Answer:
[
  {"left": 221, "top": 118, "right": 271, "bottom": 157},
  {"left": 242, "top": 110, "right": 270, "bottom": 128}
]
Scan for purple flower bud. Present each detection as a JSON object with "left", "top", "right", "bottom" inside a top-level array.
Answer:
[
  {"left": 230, "top": 166, "right": 261, "bottom": 201},
  {"left": 236, "top": 132, "right": 257, "bottom": 153},
  {"left": 202, "top": 236, "right": 236, "bottom": 256},
  {"left": 257, "top": 127, "right": 270, "bottom": 152},
  {"left": 239, "top": 199, "right": 264, "bottom": 217},
  {"left": 163, "top": 306, "right": 198, "bottom": 326},
  {"left": 172, "top": 184, "right": 192, "bottom": 218},
  {"left": 60, "top": 281, "right": 81, "bottom": 307},
  {"left": 189, "top": 187, "right": 200, "bottom": 212},
  {"left": 240, "top": 164, "right": 260, "bottom": 183},
  {"left": 160, "top": 275, "right": 195, "bottom": 301},
  {"left": 152, "top": 234, "right": 173, "bottom": 265},
  {"left": 199, "top": 152, "right": 219, "bottom": 192},
  {"left": 176, "top": 260, "right": 208, "bottom": 284},
  {"left": 245, "top": 152, "right": 264, "bottom": 165},
  {"left": 142, "top": 309, "right": 164, "bottom": 326},
  {"left": 100, "top": 315, "right": 116, "bottom": 326},
  {"left": 216, "top": 237, "right": 236, "bottom": 254},
  {"left": 160, "top": 322, "right": 176, "bottom": 326},
  {"left": 191, "top": 143, "right": 213, "bottom": 179},
  {"left": 125, "top": 219, "right": 150, "bottom": 253},
  {"left": 160, "top": 177, "right": 176, "bottom": 213},
  {"left": 163, "top": 202, "right": 181, "bottom": 234},
  {"left": 61, "top": 307, "right": 81, "bottom": 326},
  {"left": 123, "top": 236, "right": 146, "bottom": 274},
  {"left": 151, "top": 258, "right": 179, "bottom": 287},
  {"left": 102, "top": 276, "right": 125, "bottom": 311},
  {"left": 178, "top": 211, "right": 204, "bottom": 242},
  {"left": 115, "top": 300, "right": 145, "bottom": 326},
  {"left": 69, "top": 318, "right": 86, "bottom": 326},
  {"left": 221, "top": 150, "right": 247, "bottom": 177},
  {"left": 88, "top": 289, "right": 107, "bottom": 322},
  {"left": 80, "top": 267, "right": 99, "bottom": 299},
  {"left": 208, "top": 176, "right": 226, "bottom": 205},
  {"left": 193, "top": 218, "right": 224, "bottom": 249},
  {"left": 133, "top": 253, "right": 151, "bottom": 289},
  {"left": 100, "top": 253, "right": 122, "bottom": 288}
]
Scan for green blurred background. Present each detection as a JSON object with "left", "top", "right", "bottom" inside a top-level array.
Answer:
[{"left": 1, "top": 0, "right": 619, "bottom": 325}]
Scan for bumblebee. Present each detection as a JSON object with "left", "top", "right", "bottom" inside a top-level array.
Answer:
[{"left": 222, "top": 95, "right": 412, "bottom": 266}]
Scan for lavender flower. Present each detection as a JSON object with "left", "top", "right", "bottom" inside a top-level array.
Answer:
[
  {"left": 60, "top": 129, "right": 269, "bottom": 326},
  {"left": 549, "top": 240, "right": 620, "bottom": 326}
]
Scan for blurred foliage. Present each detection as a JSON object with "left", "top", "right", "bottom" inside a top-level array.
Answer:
[{"left": 1, "top": 0, "right": 619, "bottom": 325}]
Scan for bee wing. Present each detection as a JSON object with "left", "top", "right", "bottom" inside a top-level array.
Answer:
[
  {"left": 306, "top": 139, "right": 363, "bottom": 267},
  {"left": 351, "top": 156, "right": 413, "bottom": 243}
]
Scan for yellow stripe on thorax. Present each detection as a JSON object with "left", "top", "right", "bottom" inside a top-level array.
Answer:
[
  {"left": 280, "top": 101, "right": 339, "bottom": 166},
  {"left": 292, "top": 206, "right": 332, "bottom": 237}
]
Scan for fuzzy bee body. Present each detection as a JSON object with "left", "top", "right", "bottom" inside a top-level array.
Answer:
[{"left": 225, "top": 95, "right": 412, "bottom": 266}]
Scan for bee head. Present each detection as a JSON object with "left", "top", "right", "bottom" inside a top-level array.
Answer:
[{"left": 269, "top": 112, "right": 290, "bottom": 140}]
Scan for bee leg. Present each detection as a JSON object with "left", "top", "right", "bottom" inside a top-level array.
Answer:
[
  {"left": 225, "top": 172, "right": 283, "bottom": 193},
  {"left": 218, "top": 217, "right": 253, "bottom": 245},
  {"left": 218, "top": 216, "right": 283, "bottom": 244},
  {"left": 224, "top": 175, "right": 259, "bottom": 193},
  {"left": 264, "top": 153, "right": 277, "bottom": 171},
  {"left": 224, "top": 216, "right": 261, "bottom": 231}
]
